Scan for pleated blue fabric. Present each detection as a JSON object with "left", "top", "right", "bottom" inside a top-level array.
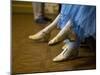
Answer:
[{"left": 57, "top": 4, "right": 96, "bottom": 41}]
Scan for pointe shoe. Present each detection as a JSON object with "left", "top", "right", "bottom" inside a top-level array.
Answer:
[
  {"left": 29, "top": 31, "right": 50, "bottom": 42},
  {"left": 48, "top": 37, "right": 59, "bottom": 45},
  {"left": 53, "top": 48, "right": 78, "bottom": 62},
  {"left": 53, "top": 43, "right": 79, "bottom": 62},
  {"left": 48, "top": 20, "right": 72, "bottom": 45},
  {"left": 48, "top": 29, "right": 71, "bottom": 45},
  {"left": 29, "top": 14, "right": 61, "bottom": 42},
  {"left": 48, "top": 31, "right": 70, "bottom": 45}
]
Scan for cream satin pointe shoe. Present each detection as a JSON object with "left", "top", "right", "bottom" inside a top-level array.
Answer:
[
  {"left": 53, "top": 42, "right": 79, "bottom": 62},
  {"left": 48, "top": 19, "right": 73, "bottom": 45},
  {"left": 29, "top": 31, "right": 50, "bottom": 42},
  {"left": 29, "top": 14, "right": 60, "bottom": 42}
]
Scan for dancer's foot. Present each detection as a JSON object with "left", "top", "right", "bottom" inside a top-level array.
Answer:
[
  {"left": 29, "top": 14, "right": 61, "bottom": 42},
  {"left": 29, "top": 31, "right": 50, "bottom": 42},
  {"left": 48, "top": 20, "right": 72, "bottom": 45},
  {"left": 53, "top": 42, "right": 79, "bottom": 62},
  {"left": 48, "top": 28, "right": 71, "bottom": 45},
  {"left": 48, "top": 36, "right": 59, "bottom": 45}
]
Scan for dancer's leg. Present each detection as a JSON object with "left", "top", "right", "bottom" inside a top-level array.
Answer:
[
  {"left": 48, "top": 19, "right": 73, "bottom": 45},
  {"left": 33, "top": 3, "right": 43, "bottom": 20},
  {"left": 29, "top": 14, "right": 60, "bottom": 41},
  {"left": 33, "top": 3, "right": 51, "bottom": 24}
]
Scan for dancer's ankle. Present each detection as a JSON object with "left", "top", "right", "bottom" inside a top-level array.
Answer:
[{"left": 68, "top": 29, "right": 77, "bottom": 42}]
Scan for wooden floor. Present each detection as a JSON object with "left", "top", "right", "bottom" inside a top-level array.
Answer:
[{"left": 12, "top": 13, "right": 96, "bottom": 74}]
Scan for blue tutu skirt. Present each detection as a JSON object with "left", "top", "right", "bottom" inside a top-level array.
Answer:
[{"left": 57, "top": 4, "right": 96, "bottom": 41}]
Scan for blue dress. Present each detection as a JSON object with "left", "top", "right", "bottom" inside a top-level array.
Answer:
[{"left": 57, "top": 4, "right": 96, "bottom": 45}]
